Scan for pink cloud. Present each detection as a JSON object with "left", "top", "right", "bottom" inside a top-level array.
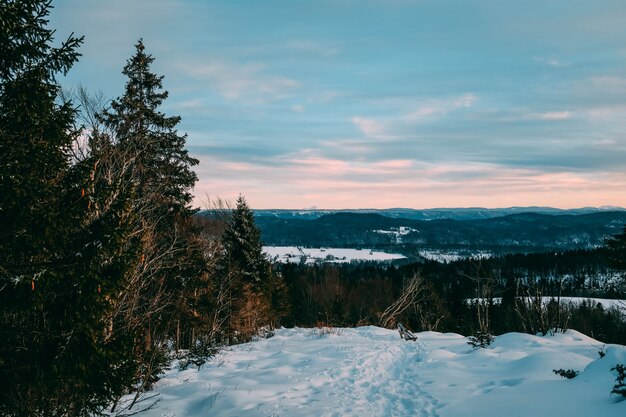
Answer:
[
  {"left": 373, "top": 159, "right": 414, "bottom": 169},
  {"left": 191, "top": 154, "right": 626, "bottom": 209},
  {"left": 351, "top": 116, "right": 390, "bottom": 139}
]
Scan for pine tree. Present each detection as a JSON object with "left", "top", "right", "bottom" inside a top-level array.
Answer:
[
  {"left": 100, "top": 39, "right": 198, "bottom": 218},
  {"left": 0, "top": 1, "right": 136, "bottom": 415},
  {"left": 0, "top": 0, "right": 82, "bottom": 278},
  {"left": 222, "top": 196, "right": 269, "bottom": 288},
  {"left": 99, "top": 39, "right": 202, "bottom": 393},
  {"left": 220, "top": 196, "right": 287, "bottom": 339}
]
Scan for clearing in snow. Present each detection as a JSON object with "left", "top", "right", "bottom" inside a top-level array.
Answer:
[{"left": 111, "top": 327, "right": 626, "bottom": 417}]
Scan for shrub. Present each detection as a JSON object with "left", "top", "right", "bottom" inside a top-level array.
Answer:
[
  {"left": 179, "top": 343, "right": 219, "bottom": 371},
  {"left": 612, "top": 364, "right": 626, "bottom": 398},
  {"left": 468, "top": 331, "right": 495, "bottom": 348},
  {"left": 553, "top": 369, "right": 578, "bottom": 379}
]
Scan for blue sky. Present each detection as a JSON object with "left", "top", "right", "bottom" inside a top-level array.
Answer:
[{"left": 51, "top": 0, "right": 626, "bottom": 209}]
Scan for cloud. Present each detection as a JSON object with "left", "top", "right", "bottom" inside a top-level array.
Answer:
[
  {"left": 538, "top": 111, "right": 571, "bottom": 120},
  {"left": 178, "top": 60, "right": 299, "bottom": 102},
  {"left": 350, "top": 93, "right": 479, "bottom": 143},
  {"left": 176, "top": 98, "right": 207, "bottom": 110},
  {"left": 351, "top": 116, "right": 390, "bottom": 139},
  {"left": 492, "top": 109, "right": 574, "bottom": 122},
  {"left": 406, "top": 93, "right": 477, "bottom": 121},
  {"left": 453, "top": 94, "right": 478, "bottom": 108},
  {"left": 373, "top": 159, "right": 414, "bottom": 169},
  {"left": 52, "top": 0, "right": 626, "bottom": 210},
  {"left": 535, "top": 57, "right": 570, "bottom": 68},
  {"left": 192, "top": 151, "right": 626, "bottom": 209},
  {"left": 408, "top": 106, "right": 444, "bottom": 119}
]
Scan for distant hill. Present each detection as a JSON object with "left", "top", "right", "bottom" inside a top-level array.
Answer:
[
  {"left": 254, "top": 206, "right": 626, "bottom": 221},
  {"left": 251, "top": 210, "right": 626, "bottom": 252}
]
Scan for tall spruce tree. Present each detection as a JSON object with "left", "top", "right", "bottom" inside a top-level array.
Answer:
[
  {"left": 99, "top": 40, "right": 201, "bottom": 392},
  {"left": 100, "top": 39, "right": 198, "bottom": 218},
  {"left": 220, "top": 196, "right": 288, "bottom": 339},
  {"left": 222, "top": 196, "right": 269, "bottom": 287},
  {"left": 0, "top": 1, "right": 137, "bottom": 415}
]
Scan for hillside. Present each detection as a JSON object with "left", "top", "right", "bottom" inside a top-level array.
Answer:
[
  {"left": 254, "top": 211, "right": 626, "bottom": 252},
  {"left": 108, "top": 327, "right": 626, "bottom": 417},
  {"left": 255, "top": 207, "right": 626, "bottom": 221}
]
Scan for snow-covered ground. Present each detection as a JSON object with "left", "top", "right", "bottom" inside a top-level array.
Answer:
[
  {"left": 373, "top": 227, "right": 419, "bottom": 243},
  {"left": 419, "top": 249, "right": 492, "bottom": 263},
  {"left": 556, "top": 297, "right": 625, "bottom": 309},
  {"left": 263, "top": 246, "right": 406, "bottom": 264},
  {"left": 111, "top": 327, "right": 626, "bottom": 417}
]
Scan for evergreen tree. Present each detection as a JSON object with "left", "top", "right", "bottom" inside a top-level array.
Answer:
[
  {"left": 99, "top": 39, "right": 202, "bottom": 393},
  {"left": 222, "top": 195, "right": 269, "bottom": 288},
  {"left": 0, "top": 0, "right": 82, "bottom": 279},
  {"left": 0, "top": 1, "right": 136, "bottom": 415},
  {"left": 100, "top": 39, "right": 198, "bottom": 218},
  {"left": 220, "top": 196, "right": 287, "bottom": 339}
]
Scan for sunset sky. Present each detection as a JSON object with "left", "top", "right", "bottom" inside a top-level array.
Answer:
[{"left": 51, "top": 0, "right": 626, "bottom": 209}]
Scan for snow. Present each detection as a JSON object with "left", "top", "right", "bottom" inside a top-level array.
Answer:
[
  {"left": 110, "top": 327, "right": 626, "bottom": 417},
  {"left": 373, "top": 227, "right": 418, "bottom": 243},
  {"left": 419, "top": 249, "right": 492, "bottom": 263},
  {"left": 263, "top": 246, "right": 406, "bottom": 264},
  {"left": 556, "top": 297, "right": 625, "bottom": 309}
]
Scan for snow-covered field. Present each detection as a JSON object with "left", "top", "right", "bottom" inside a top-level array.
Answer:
[
  {"left": 112, "top": 327, "right": 626, "bottom": 417},
  {"left": 419, "top": 249, "right": 492, "bottom": 263},
  {"left": 263, "top": 246, "right": 406, "bottom": 264}
]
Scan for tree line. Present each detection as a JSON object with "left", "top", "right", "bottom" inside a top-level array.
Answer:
[{"left": 273, "top": 241, "right": 626, "bottom": 344}]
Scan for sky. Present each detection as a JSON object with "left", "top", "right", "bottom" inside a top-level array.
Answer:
[{"left": 50, "top": 0, "right": 626, "bottom": 209}]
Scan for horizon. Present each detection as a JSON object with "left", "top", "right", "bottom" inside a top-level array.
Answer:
[
  {"left": 247, "top": 205, "right": 626, "bottom": 211},
  {"left": 51, "top": 0, "right": 626, "bottom": 209}
]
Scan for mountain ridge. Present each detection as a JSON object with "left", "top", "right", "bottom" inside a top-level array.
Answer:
[{"left": 252, "top": 206, "right": 626, "bottom": 222}]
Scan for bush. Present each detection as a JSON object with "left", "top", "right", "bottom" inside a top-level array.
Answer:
[
  {"left": 553, "top": 369, "right": 578, "bottom": 379},
  {"left": 612, "top": 364, "right": 626, "bottom": 398},
  {"left": 179, "top": 343, "right": 219, "bottom": 371},
  {"left": 467, "top": 331, "right": 495, "bottom": 348}
]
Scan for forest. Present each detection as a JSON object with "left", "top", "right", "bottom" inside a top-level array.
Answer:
[
  {"left": 1, "top": 2, "right": 625, "bottom": 416},
  {"left": 253, "top": 211, "right": 626, "bottom": 253},
  {"left": 274, "top": 248, "right": 626, "bottom": 345}
]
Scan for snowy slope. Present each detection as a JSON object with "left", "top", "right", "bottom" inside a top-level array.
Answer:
[{"left": 111, "top": 327, "right": 626, "bottom": 417}]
